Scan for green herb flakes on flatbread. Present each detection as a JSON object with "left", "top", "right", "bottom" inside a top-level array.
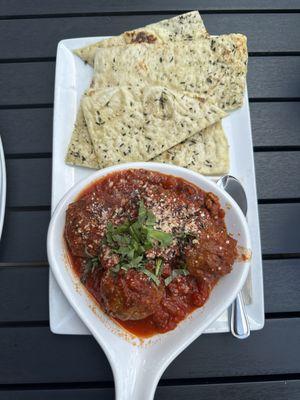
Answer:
[
  {"left": 153, "top": 122, "right": 229, "bottom": 175},
  {"left": 65, "top": 107, "right": 99, "bottom": 168},
  {"left": 67, "top": 11, "right": 209, "bottom": 169},
  {"left": 81, "top": 86, "right": 226, "bottom": 168},
  {"left": 74, "top": 11, "right": 208, "bottom": 66},
  {"left": 65, "top": 11, "right": 248, "bottom": 175},
  {"left": 93, "top": 34, "right": 247, "bottom": 112}
]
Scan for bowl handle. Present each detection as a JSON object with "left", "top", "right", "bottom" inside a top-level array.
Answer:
[{"left": 114, "top": 359, "right": 161, "bottom": 400}]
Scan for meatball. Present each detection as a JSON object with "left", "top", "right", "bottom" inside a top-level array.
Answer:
[
  {"left": 205, "top": 192, "right": 225, "bottom": 219},
  {"left": 185, "top": 231, "right": 237, "bottom": 279},
  {"left": 100, "top": 269, "right": 165, "bottom": 321},
  {"left": 65, "top": 196, "right": 105, "bottom": 257}
]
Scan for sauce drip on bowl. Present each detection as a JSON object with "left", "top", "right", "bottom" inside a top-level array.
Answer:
[{"left": 65, "top": 169, "right": 237, "bottom": 337}]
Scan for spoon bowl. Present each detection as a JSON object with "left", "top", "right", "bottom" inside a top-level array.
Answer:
[
  {"left": 47, "top": 162, "right": 251, "bottom": 400},
  {"left": 217, "top": 175, "right": 248, "bottom": 215}
]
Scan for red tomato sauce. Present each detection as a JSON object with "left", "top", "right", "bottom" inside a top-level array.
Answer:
[{"left": 65, "top": 169, "right": 237, "bottom": 337}]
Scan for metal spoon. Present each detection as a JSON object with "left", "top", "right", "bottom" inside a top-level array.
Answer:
[{"left": 217, "top": 175, "right": 250, "bottom": 339}]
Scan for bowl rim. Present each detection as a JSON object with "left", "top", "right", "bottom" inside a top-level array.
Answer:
[{"left": 47, "top": 162, "right": 251, "bottom": 338}]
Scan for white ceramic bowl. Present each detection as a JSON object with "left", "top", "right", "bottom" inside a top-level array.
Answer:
[{"left": 47, "top": 162, "right": 251, "bottom": 400}]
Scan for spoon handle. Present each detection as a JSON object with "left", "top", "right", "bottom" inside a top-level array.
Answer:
[{"left": 230, "top": 291, "right": 250, "bottom": 339}]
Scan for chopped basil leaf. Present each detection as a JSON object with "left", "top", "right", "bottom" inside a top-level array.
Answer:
[
  {"left": 155, "top": 259, "right": 163, "bottom": 276},
  {"left": 147, "top": 228, "right": 173, "bottom": 247},
  {"left": 141, "top": 269, "right": 161, "bottom": 286},
  {"left": 81, "top": 256, "right": 100, "bottom": 284},
  {"left": 164, "top": 268, "right": 189, "bottom": 286},
  {"left": 137, "top": 200, "right": 147, "bottom": 225},
  {"left": 111, "top": 264, "right": 121, "bottom": 274},
  {"left": 137, "top": 201, "right": 156, "bottom": 227},
  {"left": 102, "top": 201, "right": 175, "bottom": 284},
  {"left": 130, "top": 255, "right": 144, "bottom": 268}
]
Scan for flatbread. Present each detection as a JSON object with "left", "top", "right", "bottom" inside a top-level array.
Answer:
[
  {"left": 66, "top": 11, "right": 208, "bottom": 168},
  {"left": 66, "top": 33, "right": 247, "bottom": 169},
  {"left": 67, "top": 14, "right": 246, "bottom": 173},
  {"left": 65, "top": 107, "right": 99, "bottom": 168},
  {"left": 153, "top": 121, "right": 229, "bottom": 175},
  {"left": 74, "top": 11, "right": 208, "bottom": 66},
  {"left": 81, "top": 86, "right": 226, "bottom": 168},
  {"left": 93, "top": 34, "right": 247, "bottom": 112},
  {"left": 66, "top": 117, "right": 229, "bottom": 174}
]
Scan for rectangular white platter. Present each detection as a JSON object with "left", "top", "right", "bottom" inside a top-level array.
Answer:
[{"left": 50, "top": 37, "right": 264, "bottom": 335}]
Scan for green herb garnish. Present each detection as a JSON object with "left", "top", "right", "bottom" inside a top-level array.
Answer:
[
  {"left": 81, "top": 256, "right": 100, "bottom": 284},
  {"left": 164, "top": 268, "right": 189, "bottom": 286},
  {"left": 103, "top": 201, "right": 173, "bottom": 285},
  {"left": 147, "top": 228, "right": 173, "bottom": 247},
  {"left": 141, "top": 269, "right": 161, "bottom": 286},
  {"left": 155, "top": 259, "right": 163, "bottom": 277}
]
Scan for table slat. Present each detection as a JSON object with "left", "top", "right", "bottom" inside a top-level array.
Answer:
[
  {"left": 1, "top": 0, "right": 300, "bottom": 16},
  {"left": 0, "top": 319, "right": 299, "bottom": 384},
  {"left": 264, "top": 259, "right": 300, "bottom": 313},
  {"left": 0, "top": 108, "right": 53, "bottom": 155},
  {"left": 259, "top": 203, "right": 300, "bottom": 254},
  {"left": 6, "top": 158, "right": 51, "bottom": 207},
  {"left": 0, "top": 62, "right": 54, "bottom": 106},
  {"left": 248, "top": 57, "right": 300, "bottom": 99},
  {"left": 251, "top": 102, "right": 300, "bottom": 147},
  {"left": 255, "top": 152, "right": 300, "bottom": 199},
  {"left": 0, "top": 211, "right": 50, "bottom": 263},
  {"left": 0, "top": 266, "right": 49, "bottom": 322},
  {"left": 0, "top": 381, "right": 300, "bottom": 400},
  {"left": 1, "top": 14, "right": 300, "bottom": 60}
]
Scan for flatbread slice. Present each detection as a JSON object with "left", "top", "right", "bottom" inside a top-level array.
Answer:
[
  {"left": 66, "top": 116, "right": 229, "bottom": 175},
  {"left": 79, "top": 35, "right": 243, "bottom": 168},
  {"left": 74, "top": 11, "right": 208, "bottom": 66},
  {"left": 65, "top": 33, "right": 247, "bottom": 168},
  {"left": 93, "top": 34, "right": 247, "bottom": 112},
  {"left": 66, "top": 11, "right": 208, "bottom": 168},
  {"left": 153, "top": 122, "right": 229, "bottom": 175},
  {"left": 65, "top": 107, "right": 99, "bottom": 168},
  {"left": 81, "top": 86, "right": 226, "bottom": 168}
]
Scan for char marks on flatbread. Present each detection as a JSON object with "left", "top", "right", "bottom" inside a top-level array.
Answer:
[{"left": 74, "top": 11, "right": 208, "bottom": 66}]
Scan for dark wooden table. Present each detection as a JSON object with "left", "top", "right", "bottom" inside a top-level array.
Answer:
[{"left": 0, "top": 1, "right": 300, "bottom": 399}]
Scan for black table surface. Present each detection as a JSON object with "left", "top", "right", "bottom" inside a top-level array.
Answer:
[{"left": 0, "top": 1, "right": 300, "bottom": 399}]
